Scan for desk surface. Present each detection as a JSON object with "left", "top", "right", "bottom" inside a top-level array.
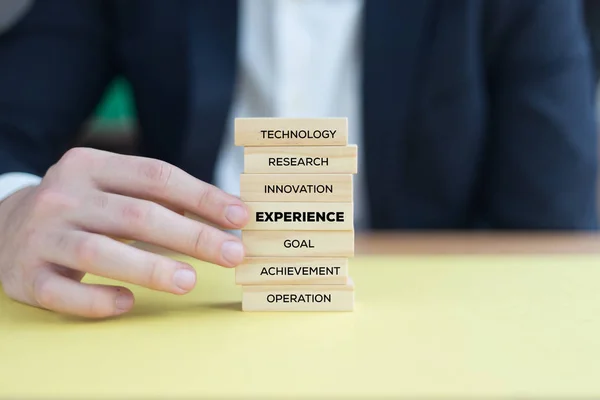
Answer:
[{"left": 2, "top": 233, "right": 600, "bottom": 398}]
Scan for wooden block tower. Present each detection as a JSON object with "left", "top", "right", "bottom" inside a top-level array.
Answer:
[{"left": 234, "top": 117, "right": 356, "bottom": 311}]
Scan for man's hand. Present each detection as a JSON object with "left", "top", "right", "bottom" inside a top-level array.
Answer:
[{"left": 0, "top": 148, "right": 249, "bottom": 318}]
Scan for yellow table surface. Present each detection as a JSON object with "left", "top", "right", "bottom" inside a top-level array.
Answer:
[{"left": 2, "top": 250, "right": 600, "bottom": 398}]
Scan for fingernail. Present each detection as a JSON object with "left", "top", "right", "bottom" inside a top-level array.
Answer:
[
  {"left": 173, "top": 269, "right": 196, "bottom": 291},
  {"left": 115, "top": 294, "right": 134, "bottom": 313},
  {"left": 225, "top": 205, "right": 247, "bottom": 226},
  {"left": 221, "top": 241, "right": 245, "bottom": 265}
]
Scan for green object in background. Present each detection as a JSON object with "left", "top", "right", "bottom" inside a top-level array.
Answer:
[{"left": 91, "top": 78, "right": 136, "bottom": 133}]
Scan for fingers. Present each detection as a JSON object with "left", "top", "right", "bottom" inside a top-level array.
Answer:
[
  {"left": 32, "top": 270, "right": 134, "bottom": 318},
  {"left": 66, "top": 191, "right": 245, "bottom": 267},
  {"left": 89, "top": 152, "right": 249, "bottom": 230},
  {"left": 41, "top": 230, "right": 198, "bottom": 294}
]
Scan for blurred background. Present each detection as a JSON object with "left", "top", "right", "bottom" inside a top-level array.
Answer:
[
  {"left": 79, "top": 0, "right": 600, "bottom": 155},
  {"left": 78, "top": 77, "right": 138, "bottom": 155},
  {"left": 3, "top": 0, "right": 600, "bottom": 159},
  {"left": 2, "top": 0, "right": 600, "bottom": 228}
]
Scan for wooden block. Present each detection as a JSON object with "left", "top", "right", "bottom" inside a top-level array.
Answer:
[
  {"left": 242, "top": 230, "right": 354, "bottom": 257},
  {"left": 244, "top": 145, "right": 357, "bottom": 174},
  {"left": 240, "top": 173, "right": 353, "bottom": 202},
  {"left": 242, "top": 280, "right": 354, "bottom": 311},
  {"left": 234, "top": 117, "right": 347, "bottom": 147},
  {"left": 243, "top": 202, "right": 353, "bottom": 231},
  {"left": 235, "top": 257, "right": 349, "bottom": 285}
]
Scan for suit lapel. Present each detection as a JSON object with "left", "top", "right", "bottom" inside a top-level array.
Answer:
[{"left": 362, "top": 0, "right": 434, "bottom": 228}]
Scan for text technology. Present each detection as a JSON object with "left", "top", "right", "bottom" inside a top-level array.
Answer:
[{"left": 261, "top": 129, "right": 337, "bottom": 139}]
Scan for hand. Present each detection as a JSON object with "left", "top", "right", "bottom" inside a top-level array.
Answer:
[{"left": 0, "top": 148, "right": 249, "bottom": 318}]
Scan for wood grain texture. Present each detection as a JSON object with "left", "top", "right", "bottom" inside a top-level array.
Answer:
[
  {"left": 243, "top": 202, "right": 354, "bottom": 230},
  {"left": 242, "top": 230, "right": 355, "bottom": 257},
  {"left": 234, "top": 117, "right": 347, "bottom": 146},
  {"left": 235, "top": 257, "right": 349, "bottom": 285},
  {"left": 240, "top": 173, "right": 353, "bottom": 202},
  {"left": 242, "top": 280, "right": 354, "bottom": 311},
  {"left": 244, "top": 145, "right": 357, "bottom": 174}
]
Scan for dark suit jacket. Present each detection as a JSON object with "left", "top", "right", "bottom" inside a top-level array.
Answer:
[
  {"left": 584, "top": 0, "right": 600, "bottom": 79},
  {"left": 0, "top": 0, "right": 597, "bottom": 230}
]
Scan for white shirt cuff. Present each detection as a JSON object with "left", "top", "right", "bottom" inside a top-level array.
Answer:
[{"left": 0, "top": 172, "right": 42, "bottom": 202}]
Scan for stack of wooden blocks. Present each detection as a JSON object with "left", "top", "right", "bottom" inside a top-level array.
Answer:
[{"left": 234, "top": 117, "right": 357, "bottom": 312}]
